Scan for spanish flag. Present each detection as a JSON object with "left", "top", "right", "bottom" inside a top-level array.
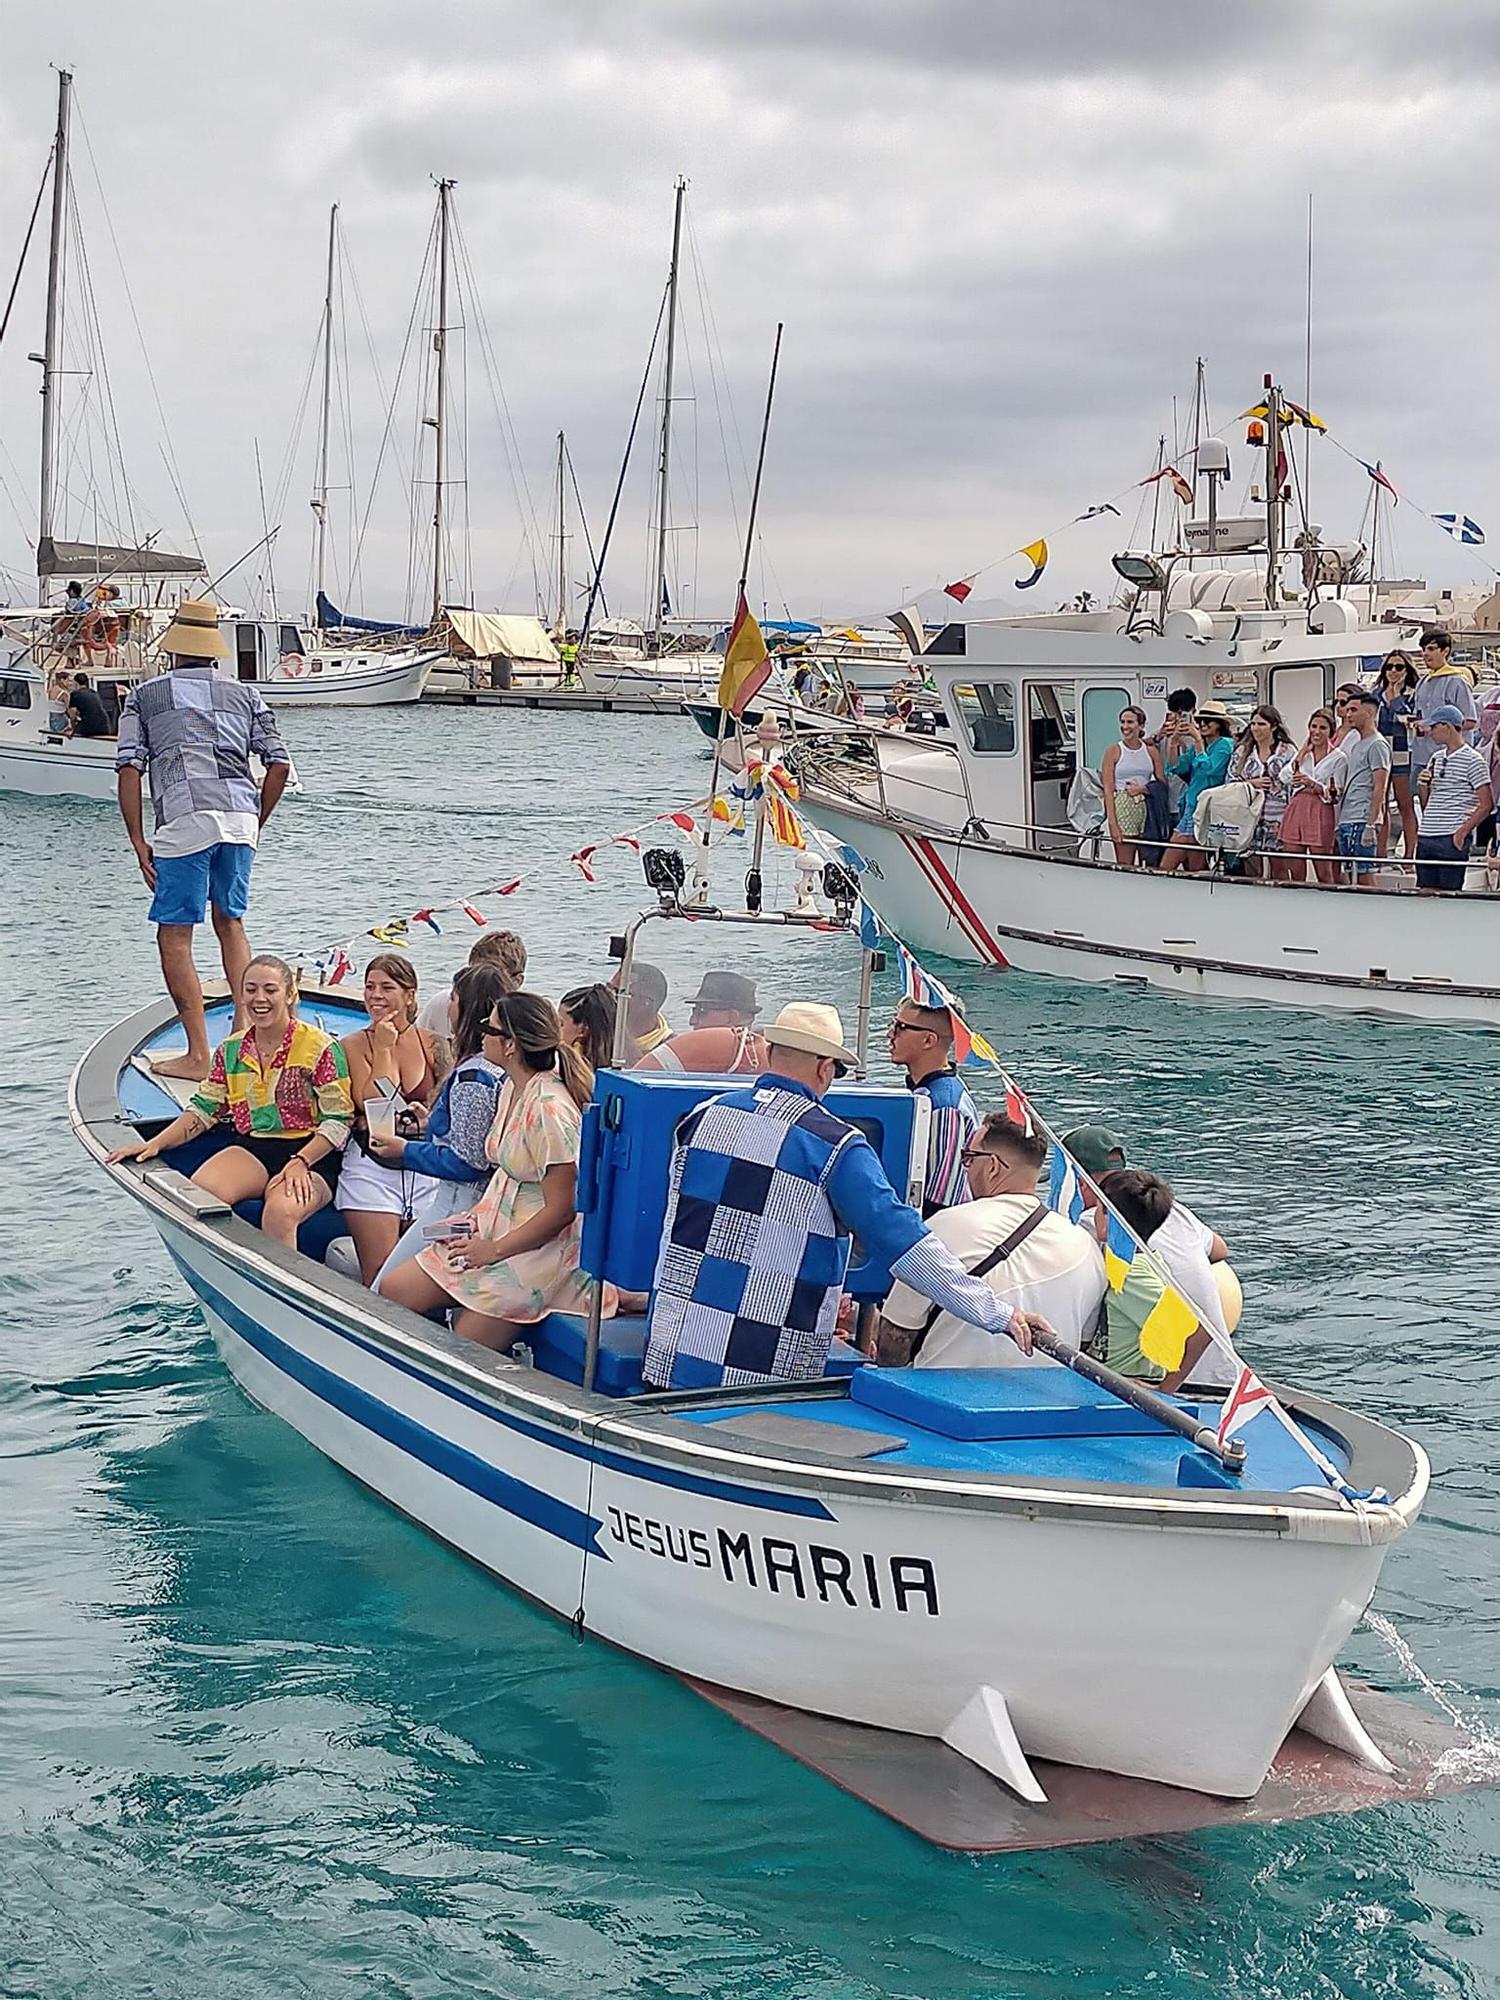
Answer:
[{"left": 718, "top": 590, "right": 772, "bottom": 717}]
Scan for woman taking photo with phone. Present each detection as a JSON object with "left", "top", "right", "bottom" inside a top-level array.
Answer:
[{"left": 378, "top": 993, "right": 616, "bottom": 1349}]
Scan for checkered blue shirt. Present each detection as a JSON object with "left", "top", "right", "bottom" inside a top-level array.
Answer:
[
  {"left": 643, "top": 1074, "right": 1028, "bottom": 1391},
  {"left": 116, "top": 664, "right": 288, "bottom": 835}
]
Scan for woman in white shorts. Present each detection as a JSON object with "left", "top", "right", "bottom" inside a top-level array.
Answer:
[{"left": 338, "top": 953, "right": 444, "bottom": 1283}]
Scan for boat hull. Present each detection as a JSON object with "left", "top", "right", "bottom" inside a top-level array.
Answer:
[
  {"left": 258, "top": 650, "right": 440, "bottom": 705},
  {"left": 0, "top": 731, "right": 116, "bottom": 800},
  {"left": 149, "top": 1207, "right": 1403, "bottom": 1800},
  {"left": 800, "top": 792, "right": 1500, "bottom": 1029}
]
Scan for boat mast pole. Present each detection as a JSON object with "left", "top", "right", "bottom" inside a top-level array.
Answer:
[
  {"left": 431, "top": 178, "right": 454, "bottom": 629},
  {"left": 699, "top": 321, "right": 784, "bottom": 906},
  {"left": 651, "top": 176, "right": 686, "bottom": 653},
  {"left": 313, "top": 203, "right": 337, "bottom": 620},
  {"left": 554, "top": 428, "right": 567, "bottom": 632},
  {"left": 36, "top": 67, "right": 72, "bottom": 603},
  {"left": 1263, "top": 373, "right": 1282, "bottom": 609}
]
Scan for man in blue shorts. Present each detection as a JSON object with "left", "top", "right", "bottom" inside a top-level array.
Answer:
[{"left": 116, "top": 599, "right": 291, "bottom": 1080}]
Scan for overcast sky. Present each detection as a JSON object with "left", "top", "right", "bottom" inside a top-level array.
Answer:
[{"left": 2, "top": 0, "right": 1498, "bottom": 623}]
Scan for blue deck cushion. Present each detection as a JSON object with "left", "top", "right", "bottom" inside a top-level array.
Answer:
[
  {"left": 851, "top": 1365, "right": 1171, "bottom": 1441},
  {"left": 529, "top": 1313, "right": 649, "bottom": 1397}
]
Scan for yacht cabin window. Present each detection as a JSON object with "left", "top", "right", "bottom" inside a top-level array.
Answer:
[
  {"left": 952, "top": 681, "right": 1017, "bottom": 753},
  {"left": 0, "top": 676, "right": 32, "bottom": 710}
]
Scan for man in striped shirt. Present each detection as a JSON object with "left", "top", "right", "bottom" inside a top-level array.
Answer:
[
  {"left": 1414, "top": 705, "right": 1493, "bottom": 893},
  {"left": 888, "top": 999, "right": 978, "bottom": 1213}
]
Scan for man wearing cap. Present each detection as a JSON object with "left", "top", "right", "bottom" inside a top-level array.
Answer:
[
  {"left": 1414, "top": 705, "right": 1493, "bottom": 893},
  {"left": 116, "top": 599, "right": 291, "bottom": 1081},
  {"left": 636, "top": 969, "right": 768, "bottom": 1075},
  {"left": 642, "top": 1002, "right": 1050, "bottom": 1390},
  {"left": 887, "top": 998, "right": 978, "bottom": 1213}
]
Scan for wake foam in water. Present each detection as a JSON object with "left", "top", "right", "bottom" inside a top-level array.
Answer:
[{"left": 1364, "top": 1609, "right": 1500, "bottom": 1783}]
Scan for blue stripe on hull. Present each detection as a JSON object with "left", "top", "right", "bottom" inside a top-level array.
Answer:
[
  {"left": 174, "top": 1244, "right": 834, "bottom": 1520},
  {"left": 170, "top": 1252, "right": 611, "bottom": 1558}
]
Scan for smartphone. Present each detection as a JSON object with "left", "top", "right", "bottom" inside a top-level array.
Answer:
[{"left": 422, "top": 1216, "right": 474, "bottom": 1242}]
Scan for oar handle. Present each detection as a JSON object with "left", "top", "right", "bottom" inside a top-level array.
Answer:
[{"left": 1029, "top": 1328, "right": 1246, "bottom": 1473}]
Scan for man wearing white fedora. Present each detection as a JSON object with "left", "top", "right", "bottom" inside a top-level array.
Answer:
[
  {"left": 116, "top": 599, "right": 291, "bottom": 1080},
  {"left": 642, "top": 1001, "right": 1051, "bottom": 1391}
]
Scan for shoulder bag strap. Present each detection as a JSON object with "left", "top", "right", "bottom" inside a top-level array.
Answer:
[{"left": 908, "top": 1202, "right": 1050, "bottom": 1356}]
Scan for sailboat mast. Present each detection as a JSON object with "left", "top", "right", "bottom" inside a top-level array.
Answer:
[
  {"left": 431, "top": 177, "right": 454, "bottom": 628},
  {"left": 37, "top": 66, "right": 72, "bottom": 598},
  {"left": 313, "top": 202, "right": 338, "bottom": 614},
  {"left": 554, "top": 429, "right": 568, "bottom": 630},
  {"left": 652, "top": 176, "right": 686, "bottom": 651}
]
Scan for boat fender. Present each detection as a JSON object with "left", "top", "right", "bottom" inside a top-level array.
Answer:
[
  {"left": 1294, "top": 1667, "right": 1398, "bottom": 1776},
  {"left": 941, "top": 1686, "right": 1048, "bottom": 1805},
  {"left": 1213, "top": 1261, "right": 1243, "bottom": 1334}
]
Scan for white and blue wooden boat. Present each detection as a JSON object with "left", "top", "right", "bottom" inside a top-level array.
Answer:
[{"left": 73, "top": 958, "right": 1429, "bottom": 1816}]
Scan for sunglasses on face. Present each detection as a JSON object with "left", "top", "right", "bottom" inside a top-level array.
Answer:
[
  {"left": 960, "top": 1146, "right": 996, "bottom": 1166},
  {"left": 484, "top": 1015, "right": 511, "bottom": 1036}
]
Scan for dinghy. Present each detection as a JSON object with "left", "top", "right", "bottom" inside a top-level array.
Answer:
[{"left": 72, "top": 875, "right": 1433, "bottom": 1826}]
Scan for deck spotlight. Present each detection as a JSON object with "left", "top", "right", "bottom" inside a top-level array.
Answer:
[
  {"left": 821, "top": 860, "right": 860, "bottom": 922},
  {"left": 642, "top": 846, "right": 685, "bottom": 907},
  {"left": 1111, "top": 550, "right": 1166, "bottom": 591}
]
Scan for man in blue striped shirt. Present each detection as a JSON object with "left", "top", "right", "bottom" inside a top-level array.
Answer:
[
  {"left": 888, "top": 998, "right": 978, "bottom": 1213},
  {"left": 116, "top": 600, "right": 290, "bottom": 1080}
]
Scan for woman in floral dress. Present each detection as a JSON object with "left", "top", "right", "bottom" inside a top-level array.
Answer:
[{"left": 380, "top": 992, "right": 616, "bottom": 1348}]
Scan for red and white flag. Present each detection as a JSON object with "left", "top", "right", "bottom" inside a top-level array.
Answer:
[
  {"left": 944, "top": 577, "right": 974, "bottom": 603},
  {"left": 1142, "top": 465, "right": 1195, "bottom": 508},
  {"left": 1216, "top": 1364, "right": 1274, "bottom": 1446}
]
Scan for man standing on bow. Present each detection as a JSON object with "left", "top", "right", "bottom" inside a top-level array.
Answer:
[
  {"left": 888, "top": 996, "right": 979, "bottom": 1213},
  {"left": 116, "top": 598, "right": 291, "bottom": 1081},
  {"left": 642, "top": 1002, "right": 1049, "bottom": 1390}
]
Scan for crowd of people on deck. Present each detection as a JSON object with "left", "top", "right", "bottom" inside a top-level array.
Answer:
[
  {"left": 1101, "top": 630, "right": 1497, "bottom": 893},
  {"left": 109, "top": 931, "right": 1235, "bottom": 1400}
]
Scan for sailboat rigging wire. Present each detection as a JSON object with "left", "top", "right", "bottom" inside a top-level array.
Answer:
[
  {"left": 0, "top": 147, "right": 54, "bottom": 352},
  {"left": 449, "top": 205, "right": 548, "bottom": 610},
  {"left": 340, "top": 219, "right": 415, "bottom": 608},
  {"left": 564, "top": 439, "right": 606, "bottom": 619},
  {"left": 349, "top": 204, "right": 438, "bottom": 619},
  {"left": 73, "top": 98, "right": 201, "bottom": 562},
  {"left": 578, "top": 283, "right": 669, "bottom": 646}
]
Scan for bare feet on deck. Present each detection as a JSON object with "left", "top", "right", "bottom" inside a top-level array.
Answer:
[{"left": 150, "top": 1051, "right": 212, "bottom": 1082}]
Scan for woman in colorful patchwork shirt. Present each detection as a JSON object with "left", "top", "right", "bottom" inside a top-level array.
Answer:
[{"left": 106, "top": 955, "right": 353, "bottom": 1247}]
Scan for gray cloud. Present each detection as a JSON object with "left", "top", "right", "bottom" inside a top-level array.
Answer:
[{"left": 2, "top": 0, "right": 1498, "bottom": 619}]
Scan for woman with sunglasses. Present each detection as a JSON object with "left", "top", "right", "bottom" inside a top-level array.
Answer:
[
  {"left": 378, "top": 993, "right": 615, "bottom": 1347},
  {"left": 336, "top": 953, "right": 444, "bottom": 1284},
  {"left": 1227, "top": 703, "right": 1295, "bottom": 879},
  {"left": 1100, "top": 705, "right": 1163, "bottom": 868},
  {"left": 1374, "top": 652, "right": 1419, "bottom": 857}
]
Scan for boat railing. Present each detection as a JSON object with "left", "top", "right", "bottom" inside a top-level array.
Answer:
[{"left": 795, "top": 730, "right": 1500, "bottom": 896}]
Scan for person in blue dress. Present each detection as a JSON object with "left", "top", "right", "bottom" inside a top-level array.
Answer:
[{"left": 1157, "top": 699, "right": 1235, "bottom": 873}]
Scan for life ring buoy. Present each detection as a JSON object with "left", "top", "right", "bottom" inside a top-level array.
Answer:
[{"left": 280, "top": 656, "right": 308, "bottom": 678}]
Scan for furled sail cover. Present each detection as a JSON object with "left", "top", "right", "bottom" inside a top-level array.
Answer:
[
  {"left": 315, "top": 591, "right": 428, "bottom": 636},
  {"left": 37, "top": 536, "right": 205, "bottom": 578},
  {"left": 444, "top": 609, "right": 558, "bottom": 664}
]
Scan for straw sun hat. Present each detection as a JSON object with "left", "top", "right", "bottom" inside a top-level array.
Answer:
[
  {"left": 159, "top": 598, "right": 228, "bottom": 659},
  {"left": 764, "top": 1002, "right": 858, "bottom": 1066}
]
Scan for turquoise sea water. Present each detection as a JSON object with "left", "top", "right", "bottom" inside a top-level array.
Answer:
[{"left": 2, "top": 704, "right": 1497, "bottom": 1999}]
